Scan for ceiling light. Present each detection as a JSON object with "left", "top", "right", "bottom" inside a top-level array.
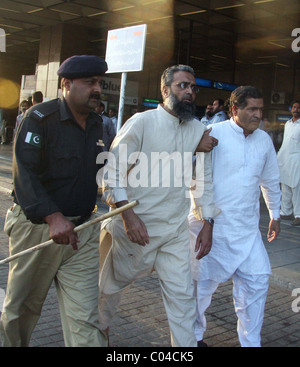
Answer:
[
  {"left": 212, "top": 54, "right": 227, "bottom": 59},
  {"left": 150, "top": 15, "right": 173, "bottom": 21},
  {"left": 27, "top": 8, "right": 44, "bottom": 14},
  {"left": 268, "top": 41, "right": 286, "bottom": 48},
  {"left": 0, "top": 7, "right": 20, "bottom": 13},
  {"left": 87, "top": 11, "right": 107, "bottom": 17},
  {"left": 215, "top": 4, "right": 245, "bottom": 10},
  {"left": 276, "top": 63, "right": 289, "bottom": 67},
  {"left": 112, "top": 6, "right": 135, "bottom": 12},
  {"left": 0, "top": 23, "right": 23, "bottom": 30},
  {"left": 254, "top": 0, "right": 276, "bottom": 4},
  {"left": 180, "top": 10, "right": 207, "bottom": 16},
  {"left": 123, "top": 20, "right": 144, "bottom": 26},
  {"left": 190, "top": 56, "right": 206, "bottom": 61},
  {"left": 143, "top": 0, "right": 164, "bottom": 5}
]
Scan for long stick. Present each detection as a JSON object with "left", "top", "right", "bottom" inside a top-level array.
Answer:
[{"left": 0, "top": 201, "right": 138, "bottom": 265}]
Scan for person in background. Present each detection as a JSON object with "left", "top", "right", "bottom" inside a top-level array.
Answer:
[
  {"left": 277, "top": 100, "right": 300, "bottom": 226},
  {"left": 32, "top": 91, "right": 43, "bottom": 105},
  {"left": 200, "top": 103, "right": 213, "bottom": 126},
  {"left": 209, "top": 98, "right": 228, "bottom": 124},
  {"left": 108, "top": 107, "right": 118, "bottom": 132},
  {"left": 95, "top": 102, "right": 116, "bottom": 151},
  {"left": 14, "top": 100, "right": 30, "bottom": 138}
]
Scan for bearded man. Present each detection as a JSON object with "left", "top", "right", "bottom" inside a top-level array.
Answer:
[{"left": 97, "top": 64, "right": 218, "bottom": 347}]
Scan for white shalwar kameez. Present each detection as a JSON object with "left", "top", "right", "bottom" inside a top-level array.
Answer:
[
  {"left": 188, "top": 119, "right": 281, "bottom": 347},
  {"left": 277, "top": 118, "right": 300, "bottom": 218},
  {"left": 98, "top": 104, "right": 217, "bottom": 347}
]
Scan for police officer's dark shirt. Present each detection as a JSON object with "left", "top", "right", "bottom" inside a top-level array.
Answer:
[{"left": 13, "top": 98, "right": 104, "bottom": 223}]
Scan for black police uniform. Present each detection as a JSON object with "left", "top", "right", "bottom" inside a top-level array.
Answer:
[
  {"left": 13, "top": 98, "right": 104, "bottom": 224},
  {"left": 0, "top": 55, "right": 109, "bottom": 348}
]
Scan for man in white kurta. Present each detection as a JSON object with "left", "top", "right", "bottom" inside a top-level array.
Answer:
[
  {"left": 277, "top": 101, "right": 300, "bottom": 226},
  {"left": 97, "top": 65, "right": 218, "bottom": 347},
  {"left": 189, "top": 86, "right": 281, "bottom": 347}
]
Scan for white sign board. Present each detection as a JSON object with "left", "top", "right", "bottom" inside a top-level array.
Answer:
[{"left": 105, "top": 24, "right": 147, "bottom": 73}]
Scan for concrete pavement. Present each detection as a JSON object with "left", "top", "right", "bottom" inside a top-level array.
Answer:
[{"left": 0, "top": 143, "right": 299, "bottom": 347}]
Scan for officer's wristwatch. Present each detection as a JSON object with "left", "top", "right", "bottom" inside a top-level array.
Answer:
[
  {"left": 202, "top": 217, "right": 214, "bottom": 227},
  {"left": 272, "top": 218, "right": 281, "bottom": 222}
]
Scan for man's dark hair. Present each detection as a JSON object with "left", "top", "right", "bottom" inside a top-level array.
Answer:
[
  {"left": 20, "top": 100, "right": 29, "bottom": 106},
  {"left": 32, "top": 91, "right": 43, "bottom": 103},
  {"left": 214, "top": 98, "right": 224, "bottom": 106},
  {"left": 290, "top": 100, "right": 300, "bottom": 107},
  {"left": 230, "top": 86, "right": 263, "bottom": 110}
]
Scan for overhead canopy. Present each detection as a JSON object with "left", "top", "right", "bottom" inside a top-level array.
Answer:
[{"left": 0, "top": 0, "right": 299, "bottom": 76}]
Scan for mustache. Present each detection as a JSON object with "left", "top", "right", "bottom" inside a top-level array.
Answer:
[{"left": 89, "top": 93, "right": 101, "bottom": 99}]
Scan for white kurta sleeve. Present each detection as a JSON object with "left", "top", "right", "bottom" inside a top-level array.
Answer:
[
  {"left": 260, "top": 138, "right": 281, "bottom": 218},
  {"left": 191, "top": 151, "right": 220, "bottom": 219},
  {"left": 99, "top": 114, "right": 143, "bottom": 207}
]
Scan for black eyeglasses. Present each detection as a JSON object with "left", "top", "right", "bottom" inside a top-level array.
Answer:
[{"left": 175, "top": 82, "right": 200, "bottom": 94}]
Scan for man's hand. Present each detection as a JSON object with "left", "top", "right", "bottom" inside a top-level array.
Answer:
[
  {"left": 195, "top": 128, "right": 218, "bottom": 153},
  {"left": 195, "top": 221, "right": 213, "bottom": 260},
  {"left": 117, "top": 201, "right": 149, "bottom": 246},
  {"left": 44, "top": 212, "right": 79, "bottom": 250},
  {"left": 267, "top": 219, "right": 280, "bottom": 242}
]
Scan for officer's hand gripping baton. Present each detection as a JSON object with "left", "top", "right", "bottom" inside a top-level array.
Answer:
[{"left": 0, "top": 200, "right": 138, "bottom": 265}]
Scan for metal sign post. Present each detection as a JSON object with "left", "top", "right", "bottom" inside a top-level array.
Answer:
[
  {"left": 117, "top": 72, "right": 127, "bottom": 132},
  {"left": 105, "top": 24, "right": 147, "bottom": 131}
]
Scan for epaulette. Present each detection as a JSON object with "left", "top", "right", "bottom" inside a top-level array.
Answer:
[{"left": 28, "top": 99, "right": 60, "bottom": 122}]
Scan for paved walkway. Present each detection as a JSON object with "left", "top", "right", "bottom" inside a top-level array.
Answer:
[{"left": 0, "top": 143, "right": 299, "bottom": 347}]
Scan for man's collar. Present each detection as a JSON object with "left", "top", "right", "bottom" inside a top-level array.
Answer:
[{"left": 59, "top": 97, "right": 74, "bottom": 121}]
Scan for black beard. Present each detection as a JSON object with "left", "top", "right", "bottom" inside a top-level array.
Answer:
[{"left": 168, "top": 93, "right": 196, "bottom": 122}]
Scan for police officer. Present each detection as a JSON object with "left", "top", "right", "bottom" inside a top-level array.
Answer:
[
  {"left": 209, "top": 98, "right": 228, "bottom": 124},
  {"left": 0, "top": 55, "right": 108, "bottom": 347}
]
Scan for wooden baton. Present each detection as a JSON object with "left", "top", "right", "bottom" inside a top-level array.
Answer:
[{"left": 0, "top": 200, "right": 138, "bottom": 265}]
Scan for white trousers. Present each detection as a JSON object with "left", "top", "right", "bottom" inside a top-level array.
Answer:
[
  {"left": 98, "top": 225, "right": 197, "bottom": 347},
  {"left": 194, "top": 271, "right": 269, "bottom": 347},
  {"left": 280, "top": 181, "right": 300, "bottom": 218}
]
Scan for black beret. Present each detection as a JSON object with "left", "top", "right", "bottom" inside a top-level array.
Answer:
[{"left": 57, "top": 55, "right": 108, "bottom": 79}]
